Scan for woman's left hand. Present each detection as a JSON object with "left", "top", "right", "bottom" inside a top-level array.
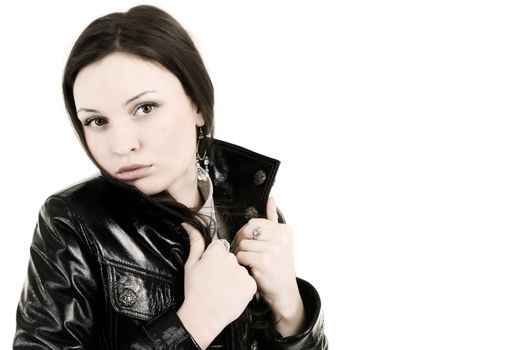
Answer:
[{"left": 231, "top": 197, "right": 305, "bottom": 335}]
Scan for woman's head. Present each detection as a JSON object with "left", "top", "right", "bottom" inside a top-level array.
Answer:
[
  {"left": 73, "top": 52, "right": 205, "bottom": 197},
  {"left": 63, "top": 5, "right": 214, "bottom": 196}
]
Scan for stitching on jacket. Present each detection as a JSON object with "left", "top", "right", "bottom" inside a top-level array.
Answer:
[
  {"left": 50, "top": 195, "right": 102, "bottom": 263},
  {"left": 107, "top": 265, "right": 152, "bottom": 320},
  {"left": 103, "top": 258, "right": 175, "bottom": 283},
  {"left": 107, "top": 263, "right": 175, "bottom": 321},
  {"left": 45, "top": 195, "right": 116, "bottom": 346}
]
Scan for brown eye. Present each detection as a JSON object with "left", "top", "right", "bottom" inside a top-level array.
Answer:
[
  {"left": 84, "top": 117, "right": 107, "bottom": 128},
  {"left": 94, "top": 118, "right": 106, "bottom": 126},
  {"left": 141, "top": 105, "right": 152, "bottom": 113},
  {"left": 136, "top": 102, "right": 158, "bottom": 115}
]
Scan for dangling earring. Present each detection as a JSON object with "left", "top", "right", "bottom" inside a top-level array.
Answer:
[{"left": 196, "top": 126, "right": 209, "bottom": 181}]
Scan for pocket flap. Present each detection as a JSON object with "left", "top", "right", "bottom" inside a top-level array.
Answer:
[{"left": 105, "top": 261, "right": 180, "bottom": 321}]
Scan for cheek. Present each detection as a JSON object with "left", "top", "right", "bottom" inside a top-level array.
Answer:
[
  {"left": 155, "top": 118, "right": 196, "bottom": 153},
  {"left": 84, "top": 134, "right": 107, "bottom": 164},
  {"left": 162, "top": 131, "right": 196, "bottom": 162}
]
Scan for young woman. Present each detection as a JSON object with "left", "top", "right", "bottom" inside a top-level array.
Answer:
[{"left": 14, "top": 5, "right": 327, "bottom": 349}]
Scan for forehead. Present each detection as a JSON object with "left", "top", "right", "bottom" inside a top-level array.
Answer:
[{"left": 73, "top": 52, "right": 180, "bottom": 108}]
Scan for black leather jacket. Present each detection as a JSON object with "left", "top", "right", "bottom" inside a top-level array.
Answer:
[{"left": 14, "top": 139, "right": 328, "bottom": 349}]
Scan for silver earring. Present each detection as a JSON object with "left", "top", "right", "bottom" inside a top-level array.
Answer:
[{"left": 196, "top": 127, "right": 209, "bottom": 181}]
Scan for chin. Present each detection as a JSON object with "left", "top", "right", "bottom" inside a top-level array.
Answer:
[{"left": 132, "top": 178, "right": 167, "bottom": 197}]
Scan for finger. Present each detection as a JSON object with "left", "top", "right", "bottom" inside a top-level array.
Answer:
[
  {"left": 233, "top": 239, "right": 268, "bottom": 254},
  {"left": 231, "top": 228, "right": 276, "bottom": 253},
  {"left": 236, "top": 251, "right": 260, "bottom": 269},
  {"left": 182, "top": 222, "right": 205, "bottom": 266},
  {"left": 232, "top": 220, "right": 276, "bottom": 246},
  {"left": 231, "top": 223, "right": 255, "bottom": 248},
  {"left": 267, "top": 196, "right": 278, "bottom": 223},
  {"left": 231, "top": 220, "right": 263, "bottom": 247},
  {"left": 205, "top": 239, "right": 230, "bottom": 256}
]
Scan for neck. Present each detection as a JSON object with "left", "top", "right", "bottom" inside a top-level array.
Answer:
[{"left": 167, "top": 168, "right": 202, "bottom": 210}]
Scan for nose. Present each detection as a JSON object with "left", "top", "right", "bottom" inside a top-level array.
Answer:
[{"left": 110, "top": 122, "right": 141, "bottom": 156}]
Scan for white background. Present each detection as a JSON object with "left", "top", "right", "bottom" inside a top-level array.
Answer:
[{"left": 1, "top": 1, "right": 523, "bottom": 348}]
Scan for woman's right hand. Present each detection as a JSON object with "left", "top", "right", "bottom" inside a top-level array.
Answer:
[{"left": 177, "top": 223, "right": 257, "bottom": 349}]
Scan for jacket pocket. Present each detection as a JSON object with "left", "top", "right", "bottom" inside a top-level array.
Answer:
[{"left": 104, "top": 260, "right": 180, "bottom": 321}]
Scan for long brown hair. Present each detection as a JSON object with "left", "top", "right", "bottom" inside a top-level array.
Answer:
[
  {"left": 63, "top": 5, "right": 214, "bottom": 154},
  {"left": 62, "top": 5, "right": 216, "bottom": 237}
]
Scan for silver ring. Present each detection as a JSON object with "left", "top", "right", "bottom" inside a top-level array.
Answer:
[
  {"left": 252, "top": 227, "right": 262, "bottom": 240},
  {"left": 219, "top": 239, "right": 230, "bottom": 251}
]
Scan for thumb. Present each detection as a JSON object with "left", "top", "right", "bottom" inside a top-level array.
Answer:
[
  {"left": 182, "top": 222, "right": 205, "bottom": 266},
  {"left": 267, "top": 196, "right": 279, "bottom": 223}
]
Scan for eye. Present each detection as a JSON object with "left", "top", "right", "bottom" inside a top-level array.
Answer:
[
  {"left": 84, "top": 117, "right": 107, "bottom": 128},
  {"left": 135, "top": 102, "right": 158, "bottom": 116}
]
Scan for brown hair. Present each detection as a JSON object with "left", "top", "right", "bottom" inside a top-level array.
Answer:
[
  {"left": 62, "top": 4, "right": 214, "bottom": 171},
  {"left": 62, "top": 4, "right": 217, "bottom": 237}
]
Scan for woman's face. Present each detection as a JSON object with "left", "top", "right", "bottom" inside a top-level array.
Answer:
[{"left": 73, "top": 52, "right": 204, "bottom": 197}]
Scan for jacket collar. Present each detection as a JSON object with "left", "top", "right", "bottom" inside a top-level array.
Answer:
[{"left": 99, "top": 138, "right": 280, "bottom": 232}]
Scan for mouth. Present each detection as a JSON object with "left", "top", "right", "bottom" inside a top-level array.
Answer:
[{"left": 116, "top": 164, "right": 153, "bottom": 181}]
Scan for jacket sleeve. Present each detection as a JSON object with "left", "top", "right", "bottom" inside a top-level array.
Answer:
[
  {"left": 128, "top": 309, "right": 201, "bottom": 349},
  {"left": 14, "top": 196, "right": 201, "bottom": 350},
  {"left": 261, "top": 278, "right": 328, "bottom": 350},
  {"left": 14, "top": 196, "right": 102, "bottom": 349}
]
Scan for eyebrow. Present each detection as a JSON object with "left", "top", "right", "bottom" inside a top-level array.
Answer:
[{"left": 76, "top": 90, "right": 158, "bottom": 114}]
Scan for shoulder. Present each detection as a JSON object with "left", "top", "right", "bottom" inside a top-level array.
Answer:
[
  {"left": 38, "top": 174, "right": 103, "bottom": 215},
  {"left": 48, "top": 173, "right": 108, "bottom": 202},
  {"left": 30, "top": 176, "right": 111, "bottom": 265},
  {"left": 39, "top": 173, "right": 126, "bottom": 227},
  {"left": 45, "top": 172, "right": 144, "bottom": 207}
]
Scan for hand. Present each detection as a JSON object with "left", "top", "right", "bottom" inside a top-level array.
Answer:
[
  {"left": 177, "top": 223, "right": 257, "bottom": 349},
  {"left": 231, "top": 197, "right": 305, "bottom": 336}
]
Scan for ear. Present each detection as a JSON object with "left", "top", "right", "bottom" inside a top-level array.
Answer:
[
  {"left": 192, "top": 102, "right": 205, "bottom": 127},
  {"left": 195, "top": 115, "right": 205, "bottom": 127}
]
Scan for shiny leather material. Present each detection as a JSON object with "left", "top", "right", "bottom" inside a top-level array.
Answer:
[{"left": 14, "top": 139, "right": 328, "bottom": 349}]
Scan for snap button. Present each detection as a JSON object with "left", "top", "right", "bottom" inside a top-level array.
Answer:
[
  {"left": 253, "top": 170, "right": 266, "bottom": 185},
  {"left": 244, "top": 206, "right": 259, "bottom": 219},
  {"left": 119, "top": 288, "right": 137, "bottom": 307},
  {"left": 214, "top": 169, "right": 227, "bottom": 183}
]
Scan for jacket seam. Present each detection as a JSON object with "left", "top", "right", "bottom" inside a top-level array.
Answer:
[
  {"left": 103, "top": 258, "right": 175, "bottom": 284},
  {"left": 45, "top": 195, "right": 113, "bottom": 347},
  {"left": 50, "top": 195, "right": 102, "bottom": 263},
  {"left": 107, "top": 266, "right": 161, "bottom": 320}
]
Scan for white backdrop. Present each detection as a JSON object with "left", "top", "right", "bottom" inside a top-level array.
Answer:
[{"left": 2, "top": 1, "right": 523, "bottom": 349}]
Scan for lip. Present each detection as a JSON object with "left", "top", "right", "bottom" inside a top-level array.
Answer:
[{"left": 116, "top": 164, "right": 153, "bottom": 181}]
